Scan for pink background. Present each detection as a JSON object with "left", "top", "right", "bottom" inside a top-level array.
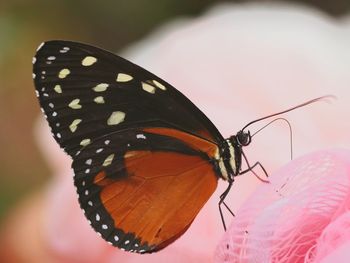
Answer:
[{"left": 3, "top": 3, "right": 350, "bottom": 262}]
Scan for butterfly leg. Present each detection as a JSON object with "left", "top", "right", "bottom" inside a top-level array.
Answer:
[
  {"left": 219, "top": 181, "right": 235, "bottom": 231},
  {"left": 239, "top": 161, "right": 268, "bottom": 177},
  {"left": 238, "top": 150, "right": 269, "bottom": 183}
]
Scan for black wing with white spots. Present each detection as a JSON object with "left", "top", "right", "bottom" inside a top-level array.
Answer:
[{"left": 33, "top": 40, "right": 223, "bottom": 158}]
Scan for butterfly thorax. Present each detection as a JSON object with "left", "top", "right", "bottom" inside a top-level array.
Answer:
[
  {"left": 214, "top": 136, "right": 242, "bottom": 182},
  {"left": 214, "top": 129, "right": 252, "bottom": 181}
]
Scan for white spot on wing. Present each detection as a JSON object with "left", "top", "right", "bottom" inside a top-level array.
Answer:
[
  {"left": 94, "top": 96, "right": 105, "bottom": 104},
  {"left": 102, "top": 224, "right": 108, "bottom": 230},
  {"left": 58, "top": 68, "right": 70, "bottom": 79},
  {"left": 114, "top": 235, "right": 119, "bottom": 242},
  {"left": 96, "top": 213, "right": 100, "bottom": 221},
  {"left": 60, "top": 47, "right": 70, "bottom": 53},
  {"left": 32, "top": 73, "right": 36, "bottom": 79},
  {"left": 136, "top": 134, "right": 146, "bottom": 139},
  {"left": 32, "top": 57, "right": 36, "bottom": 64},
  {"left": 96, "top": 148, "right": 103, "bottom": 153},
  {"left": 85, "top": 159, "right": 92, "bottom": 165},
  {"left": 69, "top": 119, "right": 82, "bottom": 133},
  {"left": 82, "top": 56, "right": 97, "bottom": 66},
  {"left": 80, "top": 138, "right": 91, "bottom": 146},
  {"left": 54, "top": 85, "right": 62, "bottom": 93},
  {"left": 152, "top": 80, "right": 166, "bottom": 90},
  {"left": 93, "top": 83, "right": 109, "bottom": 92},
  {"left": 68, "top": 99, "right": 82, "bottom": 109},
  {"left": 47, "top": 56, "right": 56, "bottom": 61},
  {"left": 116, "top": 73, "right": 133, "bottom": 82},
  {"left": 142, "top": 82, "right": 155, "bottom": 94},
  {"left": 102, "top": 154, "right": 114, "bottom": 166},
  {"left": 107, "top": 111, "right": 125, "bottom": 125}
]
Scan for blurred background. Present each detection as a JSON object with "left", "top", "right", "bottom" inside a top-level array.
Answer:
[{"left": 0, "top": 0, "right": 349, "bottom": 235}]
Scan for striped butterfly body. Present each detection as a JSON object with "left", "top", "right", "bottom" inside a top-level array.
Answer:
[{"left": 32, "top": 40, "right": 255, "bottom": 253}]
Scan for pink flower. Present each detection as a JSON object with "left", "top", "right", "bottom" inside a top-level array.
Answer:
[
  {"left": 215, "top": 149, "right": 350, "bottom": 263},
  {"left": 2, "top": 3, "right": 350, "bottom": 262}
]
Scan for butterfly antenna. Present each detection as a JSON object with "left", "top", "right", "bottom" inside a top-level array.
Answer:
[
  {"left": 241, "top": 95, "right": 336, "bottom": 132},
  {"left": 251, "top": 117, "right": 293, "bottom": 160}
]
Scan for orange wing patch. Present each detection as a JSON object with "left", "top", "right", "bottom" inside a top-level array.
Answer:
[{"left": 94, "top": 151, "right": 218, "bottom": 251}]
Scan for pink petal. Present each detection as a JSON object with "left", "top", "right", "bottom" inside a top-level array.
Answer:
[{"left": 215, "top": 149, "right": 350, "bottom": 263}]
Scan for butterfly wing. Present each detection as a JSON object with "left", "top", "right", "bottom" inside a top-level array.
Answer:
[
  {"left": 73, "top": 127, "right": 219, "bottom": 253},
  {"left": 33, "top": 40, "right": 223, "bottom": 253},
  {"left": 33, "top": 40, "right": 223, "bottom": 158}
]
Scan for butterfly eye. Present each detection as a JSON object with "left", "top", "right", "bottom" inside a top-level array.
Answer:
[{"left": 236, "top": 130, "right": 251, "bottom": 146}]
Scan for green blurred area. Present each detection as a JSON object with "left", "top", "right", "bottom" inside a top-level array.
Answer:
[{"left": 0, "top": 0, "right": 349, "bottom": 221}]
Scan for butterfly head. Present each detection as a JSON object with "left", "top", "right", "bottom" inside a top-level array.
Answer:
[{"left": 235, "top": 130, "right": 251, "bottom": 147}]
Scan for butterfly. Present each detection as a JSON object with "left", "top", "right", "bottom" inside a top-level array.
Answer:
[{"left": 33, "top": 40, "right": 329, "bottom": 254}]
